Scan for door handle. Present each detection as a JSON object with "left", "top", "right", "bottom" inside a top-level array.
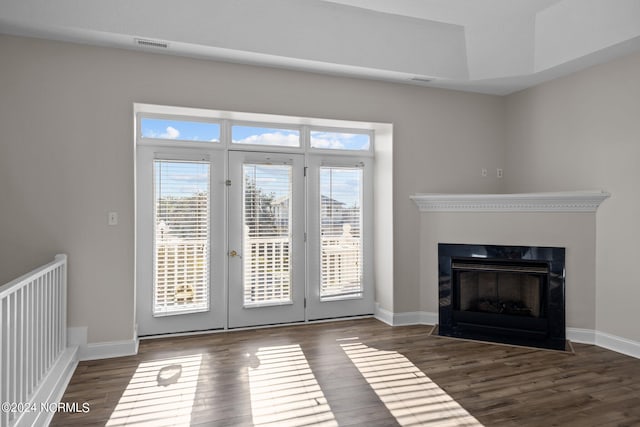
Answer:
[{"left": 229, "top": 250, "right": 241, "bottom": 258}]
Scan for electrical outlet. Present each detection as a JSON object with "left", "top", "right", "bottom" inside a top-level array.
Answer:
[
  {"left": 108, "top": 211, "right": 119, "bottom": 226},
  {"left": 481, "top": 168, "right": 488, "bottom": 177},
  {"left": 497, "top": 168, "right": 503, "bottom": 178}
]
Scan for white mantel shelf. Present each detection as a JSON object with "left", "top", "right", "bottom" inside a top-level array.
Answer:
[{"left": 410, "top": 191, "right": 611, "bottom": 213}]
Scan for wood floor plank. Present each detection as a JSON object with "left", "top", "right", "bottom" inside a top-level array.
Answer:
[{"left": 51, "top": 319, "right": 640, "bottom": 426}]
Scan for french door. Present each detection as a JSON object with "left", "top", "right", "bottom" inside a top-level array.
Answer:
[
  {"left": 136, "top": 148, "right": 226, "bottom": 335},
  {"left": 306, "top": 156, "right": 374, "bottom": 320},
  {"left": 137, "top": 148, "right": 373, "bottom": 335},
  {"left": 227, "top": 151, "right": 305, "bottom": 328}
]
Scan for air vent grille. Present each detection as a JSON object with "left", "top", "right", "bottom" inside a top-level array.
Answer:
[
  {"left": 135, "top": 38, "right": 169, "bottom": 49},
  {"left": 410, "top": 77, "right": 432, "bottom": 83}
]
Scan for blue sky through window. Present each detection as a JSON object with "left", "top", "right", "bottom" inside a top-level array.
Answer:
[
  {"left": 320, "top": 167, "right": 362, "bottom": 208},
  {"left": 232, "top": 126, "right": 300, "bottom": 147},
  {"left": 311, "top": 131, "right": 370, "bottom": 150},
  {"left": 142, "top": 118, "right": 220, "bottom": 142},
  {"left": 154, "top": 161, "right": 210, "bottom": 198}
]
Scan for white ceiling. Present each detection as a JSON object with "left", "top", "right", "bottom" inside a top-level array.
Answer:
[{"left": 1, "top": 0, "right": 639, "bottom": 94}]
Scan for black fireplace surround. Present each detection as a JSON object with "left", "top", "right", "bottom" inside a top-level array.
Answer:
[{"left": 438, "top": 243, "right": 566, "bottom": 351}]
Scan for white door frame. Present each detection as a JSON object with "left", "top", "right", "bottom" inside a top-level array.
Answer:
[
  {"left": 136, "top": 146, "right": 227, "bottom": 335},
  {"left": 135, "top": 105, "right": 381, "bottom": 335},
  {"left": 305, "top": 155, "right": 374, "bottom": 320},
  {"left": 227, "top": 151, "right": 306, "bottom": 328}
]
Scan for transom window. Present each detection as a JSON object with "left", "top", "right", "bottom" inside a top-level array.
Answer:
[
  {"left": 232, "top": 125, "right": 300, "bottom": 147},
  {"left": 138, "top": 112, "right": 373, "bottom": 154},
  {"left": 141, "top": 117, "right": 221, "bottom": 142},
  {"left": 310, "top": 130, "right": 370, "bottom": 151}
]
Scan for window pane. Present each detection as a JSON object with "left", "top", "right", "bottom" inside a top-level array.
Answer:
[
  {"left": 320, "top": 167, "right": 363, "bottom": 299},
  {"left": 310, "top": 131, "right": 370, "bottom": 150},
  {"left": 142, "top": 118, "right": 220, "bottom": 142},
  {"left": 232, "top": 125, "right": 300, "bottom": 147},
  {"left": 243, "top": 164, "right": 293, "bottom": 306},
  {"left": 154, "top": 160, "right": 210, "bottom": 316}
]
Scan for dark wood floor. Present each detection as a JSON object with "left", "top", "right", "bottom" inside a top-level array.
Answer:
[{"left": 52, "top": 319, "right": 640, "bottom": 426}]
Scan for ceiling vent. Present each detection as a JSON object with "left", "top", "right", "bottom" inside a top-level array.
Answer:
[
  {"left": 410, "top": 77, "right": 433, "bottom": 84},
  {"left": 134, "top": 38, "right": 169, "bottom": 49}
]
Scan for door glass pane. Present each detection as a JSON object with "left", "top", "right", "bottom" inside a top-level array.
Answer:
[
  {"left": 154, "top": 160, "right": 210, "bottom": 316},
  {"left": 243, "top": 164, "right": 292, "bottom": 306},
  {"left": 320, "top": 167, "right": 363, "bottom": 299}
]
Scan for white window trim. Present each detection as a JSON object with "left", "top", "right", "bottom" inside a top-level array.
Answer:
[
  {"left": 135, "top": 104, "right": 375, "bottom": 155},
  {"left": 138, "top": 112, "right": 224, "bottom": 145},
  {"left": 134, "top": 102, "right": 394, "bottom": 331},
  {"left": 305, "top": 155, "right": 374, "bottom": 319}
]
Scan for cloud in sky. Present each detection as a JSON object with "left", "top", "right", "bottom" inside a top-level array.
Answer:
[
  {"left": 143, "top": 125, "right": 181, "bottom": 140},
  {"left": 234, "top": 132, "right": 299, "bottom": 147},
  {"left": 161, "top": 126, "right": 180, "bottom": 139},
  {"left": 310, "top": 132, "right": 369, "bottom": 150},
  {"left": 310, "top": 135, "right": 345, "bottom": 149}
]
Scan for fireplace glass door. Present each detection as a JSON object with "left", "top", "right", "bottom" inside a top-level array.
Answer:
[
  {"left": 451, "top": 259, "right": 550, "bottom": 336},
  {"left": 454, "top": 261, "right": 547, "bottom": 319}
]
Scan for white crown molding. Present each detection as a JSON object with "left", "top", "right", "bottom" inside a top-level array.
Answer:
[{"left": 410, "top": 191, "right": 610, "bottom": 212}]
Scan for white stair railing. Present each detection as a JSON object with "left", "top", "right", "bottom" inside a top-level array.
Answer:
[{"left": 0, "top": 254, "right": 78, "bottom": 427}]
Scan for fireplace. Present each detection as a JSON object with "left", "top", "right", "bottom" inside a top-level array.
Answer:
[{"left": 438, "top": 243, "right": 566, "bottom": 350}]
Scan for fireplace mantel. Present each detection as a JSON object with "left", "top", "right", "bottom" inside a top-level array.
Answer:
[{"left": 410, "top": 191, "right": 610, "bottom": 213}]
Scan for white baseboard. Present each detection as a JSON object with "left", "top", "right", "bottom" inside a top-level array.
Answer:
[
  {"left": 374, "top": 305, "right": 438, "bottom": 326},
  {"left": 70, "top": 318, "right": 640, "bottom": 361},
  {"left": 81, "top": 339, "right": 139, "bottom": 361},
  {"left": 375, "top": 311, "right": 640, "bottom": 360},
  {"left": 374, "top": 303, "right": 394, "bottom": 325},
  {"left": 19, "top": 346, "right": 78, "bottom": 427},
  {"left": 68, "top": 327, "right": 139, "bottom": 361},
  {"left": 393, "top": 311, "right": 438, "bottom": 326},
  {"left": 566, "top": 327, "right": 596, "bottom": 345},
  {"left": 569, "top": 327, "right": 640, "bottom": 359},
  {"left": 392, "top": 311, "right": 423, "bottom": 325},
  {"left": 595, "top": 330, "right": 640, "bottom": 359}
]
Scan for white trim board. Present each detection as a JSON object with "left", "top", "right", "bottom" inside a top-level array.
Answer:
[
  {"left": 18, "top": 346, "right": 78, "bottom": 427},
  {"left": 374, "top": 304, "right": 438, "bottom": 326},
  {"left": 68, "top": 318, "right": 640, "bottom": 361},
  {"left": 410, "top": 191, "right": 610, "bottom": 212},
  {"left": 68, "top": 327, "right": 139, "bottom": 361},
  {"left": 595, "top": 330, "right": 640, "bottom": 360},
  {"left": 374, "top": 311, "right": 640, "bottom": 360},
  {"left": 80, "top": 339, "right": 140, "bottom": 361},
  {"left": 373, "top": 303, "right": 394, "bottom": 325}
]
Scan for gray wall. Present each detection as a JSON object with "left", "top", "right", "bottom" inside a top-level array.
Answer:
[
  {"left": 0, "top": 35, "right": 505, "bottom": 343},
  {"left": 505, "top": 51, "right": 640, "bottom": 342}
]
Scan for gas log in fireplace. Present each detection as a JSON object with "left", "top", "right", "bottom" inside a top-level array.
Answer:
[{"left": 438, "top": 243, "right": 566, "bottom": 351}]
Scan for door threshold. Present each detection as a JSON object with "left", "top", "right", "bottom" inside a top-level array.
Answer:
[{"left": 138, "top": 314, "right": 374, "bottom": 340}]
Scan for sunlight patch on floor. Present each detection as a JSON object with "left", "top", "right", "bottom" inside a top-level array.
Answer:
[
  {"left": 106, "top": 354, "right": 202, "bottom": 426},
  {"left": 248, "top": 344, "right": 338, "bottom": 427},
  {"left": 340, "top": 342, "right": 483, "bottom": 427}
]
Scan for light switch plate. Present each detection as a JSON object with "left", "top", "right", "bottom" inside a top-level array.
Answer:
[{"left": 108, "top": 211, "right": 118, "bottom": 226}]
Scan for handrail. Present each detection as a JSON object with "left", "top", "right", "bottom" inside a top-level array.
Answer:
[
  {"left": 0, "top": 254, "right": 70, "bottom": 427},
  {"left": 0, "top": 254, "right": 67, "bottom": 299}
]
